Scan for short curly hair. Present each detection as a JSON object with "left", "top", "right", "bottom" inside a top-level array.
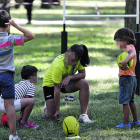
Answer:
[
  {"left": 0, "top": 10, "right": 11, "bottom": 28},
  {"left": 114, "top": 27, "right": 136, "bottom": 45},
  {"left": 21, "top": 65, "right": 38, "bottom": 79}
]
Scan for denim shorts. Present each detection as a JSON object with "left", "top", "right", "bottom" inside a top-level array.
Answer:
[
  {"left": 119, "top": 76, "right": 137, "bottom": 104},
  {"left": 0, "top": 72, "right": 15, "bottom": 99}
]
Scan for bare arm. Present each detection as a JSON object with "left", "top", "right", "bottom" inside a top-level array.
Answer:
[
  {"left": 123, "top": 49, "right": 136, "bottom": 63},
  {"left": 59, "top": 69, "right": 85, "bottom": 88},
  {"left": 6, "top": 19, "right": 35, "bottom": 42},
  {"left": 120, "top": 49, "right": 136, "bottom": 70},
  {"left": 69, "top": 69, "right": 85, "bottom": 80}
]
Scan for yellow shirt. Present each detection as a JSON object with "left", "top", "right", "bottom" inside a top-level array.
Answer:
[
  {"left": 119, "top": 44, "right": 136, "bottom": 77},
  {"left": 42, "top": 54, "right": 85, "bottom": 87}
]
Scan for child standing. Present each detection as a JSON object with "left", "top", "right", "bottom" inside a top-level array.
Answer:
[
  {"left": 114, "top": 27, "right": 140, "bottom": 128},
  {"left": 0, "top": 10, "right": 35, "bottom": 139}
]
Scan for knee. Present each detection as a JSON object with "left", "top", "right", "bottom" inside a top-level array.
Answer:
[
  {"left": 29, "top": 98, "right": 34, "bottom": 107},
  {"left": 80, "top": 79, "right": 89, "bottom": 90}
]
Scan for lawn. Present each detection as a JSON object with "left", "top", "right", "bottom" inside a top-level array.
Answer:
[{"left": 1, "top": 0, "right": 140, "bottom": 140}]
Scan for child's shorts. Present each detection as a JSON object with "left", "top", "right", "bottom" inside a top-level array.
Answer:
[
  {"left": 0, "top": 98, "right": 21, "bottom": 113},
  {"left": 119, "top": 76, "right": 137, "bottom": 104},
  {"left": 0, "top": 72, "right": 15, "bottom": 99}
]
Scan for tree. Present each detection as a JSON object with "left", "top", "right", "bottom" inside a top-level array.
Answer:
[
  {"left": 125, "top": 0, "right": 140, "bottom": 32},
  {"left": 0, "top": 0, "right": 10, "bottom": 13}
]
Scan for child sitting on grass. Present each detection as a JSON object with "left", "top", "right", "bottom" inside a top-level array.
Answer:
[{"left": 0, "top": 65, "right": 38, "bottom": 128}]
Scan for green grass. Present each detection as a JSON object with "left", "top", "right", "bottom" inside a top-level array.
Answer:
[{"left": 1, "top": 1, "right": 140, "bottom": 140}]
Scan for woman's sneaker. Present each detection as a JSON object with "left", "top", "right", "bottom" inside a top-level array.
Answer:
[
  {"left": 20, "top": 122, "right": 38, "bottom": 128},
  {"left": 79, "top": 114, "right": 92, "bottom": 123},
  {"left": 9, "top": 135, "right": 21, "bottom": 140}
]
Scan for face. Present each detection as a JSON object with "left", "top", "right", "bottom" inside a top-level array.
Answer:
[
  {"left": 30, "top": 72, "right": 37, "bottom": 84},
  {"left": 115, "top": 38, "right": 127, "bottom": 49},
  {"left": 65, "top": 52, "right": 78, "bottom": 66}
]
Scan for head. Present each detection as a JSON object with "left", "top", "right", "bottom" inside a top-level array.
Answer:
[
  {"left": 114, "top": 27, "right": 136, "bottom": 49},
  {"left": 65, "top": 44, "right": 90, "bottom": 67},
  {"left": 0, "top": 10, "right": 11, "bottom": 33},
  {"left": 21, "top": 65, "right": 38, "bottom": 84}
]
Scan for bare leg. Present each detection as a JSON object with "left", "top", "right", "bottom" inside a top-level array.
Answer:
[
  {"left": 19, "top": 98, "right": 34, "bottom": 123},
  {"left": 65, "top": 79, "right": 90, "bottom": 114},
  {"left": 4, "top": 99, "right": 16, "bottom": 136},
  {"left": 45, "top": 99, "right": 56, "bottom": 118},
  {"left": 123, "top": 104, "right": 130, "bottom": 124},
  {"left": 129, "top": 102, "right": 139, "bottom": 122}
]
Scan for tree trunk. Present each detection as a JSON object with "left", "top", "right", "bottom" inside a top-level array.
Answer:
[
  {"left": 0, "top": 0, "right": 10, "bottom": 13},
  {"left": 125, "top": 0, "right": 140, "bottom": 33},
  {"left": 41, "top": 0, "right": 52, "bottom": 9}
]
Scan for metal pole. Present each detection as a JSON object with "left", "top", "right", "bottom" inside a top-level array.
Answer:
[
  {"left": 65, "top": 14, "right": 137, "bottom": 18},
  {"left": 61, "top": 0, "right": 67, "bottom": 54},
  {"left": 135, "top": 0, "right": 140, "bottom": 95},
  {"left": 136, "top": 0, "right": 139, "bottom": 32},
  {"left": 135, "top": 33, "right": 140, "bottom": 95}
]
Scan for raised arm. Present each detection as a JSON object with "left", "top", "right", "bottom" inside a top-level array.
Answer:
[{"left": 6, "top": 19, "right": 35, "bottom": 42}]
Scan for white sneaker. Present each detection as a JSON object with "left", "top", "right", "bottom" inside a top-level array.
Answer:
[
  {"left": 9, "top": 135, "right": 21, "bottom": 140},
  {"left": 42, "top": 103, "right": 47, "bottom": 116},
  {"left": 79, "top": 114, "right": 92, "bottom": 123}
]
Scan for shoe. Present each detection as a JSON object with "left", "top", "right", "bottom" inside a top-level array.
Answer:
[
  {"left": 130, "top": 120, "right": 140, "bottom": 125},
  {"left": 9, "top": 135, "right": 21, "bottom": 140},
  {"left": 20, "top": 122, "right": 38, "bottom": 128},
  {"left": 79, "top": 114, "right": 92, "bottom": 123},
  {"left": 26, "top": 21, "right": 31, "bottom": 24},
  {"left": 43, "top": 103, "right": 47, "bottom": 116},
  {"left": 116, "top": 122, "right": 131, "bottom": 128}
]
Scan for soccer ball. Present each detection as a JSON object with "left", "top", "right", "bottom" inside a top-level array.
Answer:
[
  {"left": 63, "top": 116, "right": 79, "bottom": 137},
  {"left": 117, "top": 52, "right": 133, "bottom": 70}
]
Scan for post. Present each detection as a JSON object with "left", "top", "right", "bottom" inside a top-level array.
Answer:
[
  {"left": 61, "top": 0, "right": 67, "bottom": 54},
  {"left": 135, "top": 33, "right": 140, "bottom": 95}
]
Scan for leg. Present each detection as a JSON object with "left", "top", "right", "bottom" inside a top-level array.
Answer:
[
  {"left": 26, "top": 5, "right": 32, "bottom": 23},
  {"left": 44, "top": 99, "right": 56, "bottom": 118},
  {"left": 4, "top": 99, "right": 16, "bottom": 136},
  {"left": 65, "top": 79, "right": 90, "bottom": 114},
  {"left": 129, "top": 102, "right": 138, "bottom": 122},
  {"left": 20, "top": 98, "right": 34, "bottom": 123},
  {"left": 123, "top": 104, "right": 130, "bottom": 124}
]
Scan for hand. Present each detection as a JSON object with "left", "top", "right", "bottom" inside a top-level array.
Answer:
[
  {"left": 119, "top": 61, "right": 129, "bottom": 70},
  {"left": 5, "top": 19, "right": 19, "bottom": 28},
  {"left": 53, "top": 111, "right": 60, "bottom": 121},
  {"left": 59, "top": 76, "right": 71, "bottom": 88}
]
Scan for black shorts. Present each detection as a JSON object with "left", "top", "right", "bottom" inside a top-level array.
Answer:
[{"left": 43, "top": 86, "right": 66, "bottom": 101}]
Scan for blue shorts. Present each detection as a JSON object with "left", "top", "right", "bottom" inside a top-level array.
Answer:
[
  {"left": 0, "top": 72, "right": 15, "bottom": 99},
  {"left": 119, "top": 76, "right": 137, "bottom": 104}
]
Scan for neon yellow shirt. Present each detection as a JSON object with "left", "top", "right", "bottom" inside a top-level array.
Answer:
[{"left": 42, "top": 54, "right": 85, "bottom": 87}]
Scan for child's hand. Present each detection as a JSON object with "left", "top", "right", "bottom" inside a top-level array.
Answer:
[
  {"left": 5, "top": 19, "right": 19, "bottom": 28},
  {"left": 119, "top": 61, "right": 129, "bottom": 70}
]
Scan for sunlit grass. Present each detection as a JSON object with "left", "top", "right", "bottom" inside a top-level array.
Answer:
[{"left": 1, "top": 1, "right": 140, "bottom": 140}]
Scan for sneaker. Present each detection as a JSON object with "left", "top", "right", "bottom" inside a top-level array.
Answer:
[
  {"left": 116, "top": 122, "right": 131, "bottom": 128},
  {"left": 42, "top": 103, "right": 47, "bottom": 117},
  {"left": 79, "top": 114, "right": 92, "bottom": 123},
  {"left": 9, "top": 135, "right": 21, "bottom": 140},
  {"left": 20, "top": 122, "right": 38, "bottom": 128},
  {"left": 130, "top": 120, "right": 140, "bottom": 125}
]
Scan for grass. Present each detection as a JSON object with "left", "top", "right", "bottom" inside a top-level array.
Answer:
[{"left": 1, "top": 0, "right": 140, "bottom": 140}]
